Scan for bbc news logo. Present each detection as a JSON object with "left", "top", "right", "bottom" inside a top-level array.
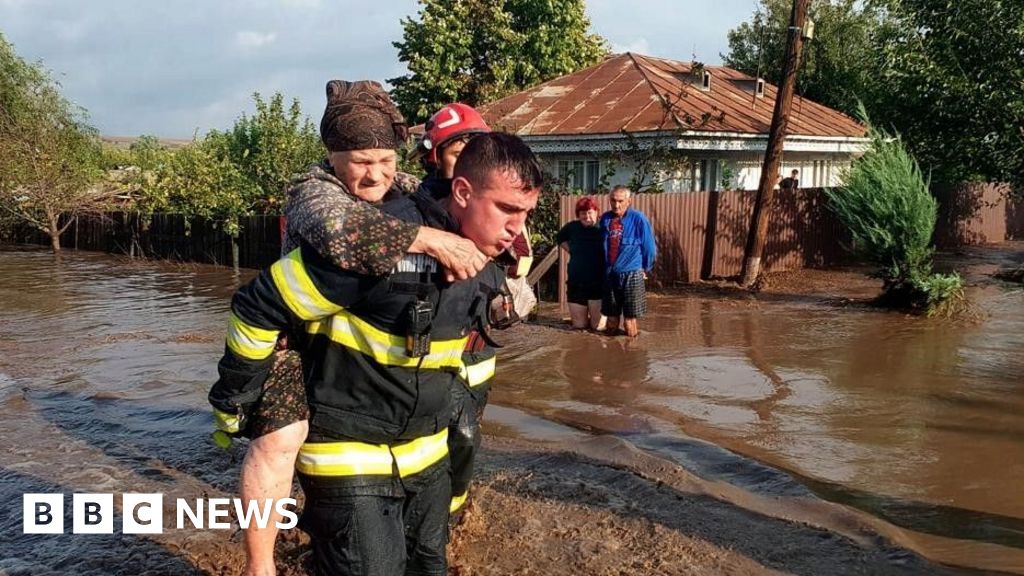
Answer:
[{"left": 23, "top": 493, "right": 298, "bottom": 534}]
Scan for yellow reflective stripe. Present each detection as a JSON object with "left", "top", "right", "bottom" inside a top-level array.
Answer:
[
  {"left": 297, "top": 429, "right": 449, "bottom": 478},
  {"left": 270, "top": 249, "right": 342, "bottom": 320},
  {"left": 458, "top": 355, "right": 496, "bottom": 388},
  {"left": 450, "top": 491, "right": 468, "bottom": 513},
  {"left": 392, "top": 428, "right": 449, "bottom": 477},
  {"left": 307, "top": 312, "right": 466, "bottom": 369},
  {"left": 213, "top": 409, "right": 240, "bottom": 434},
  {"left": 225, "top": 312, "right": 278, "bottom": 360},
  {"left": 297, "top": 442, "right": 395, "bottom": 476}
]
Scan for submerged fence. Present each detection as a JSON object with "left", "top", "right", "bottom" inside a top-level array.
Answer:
[
  {"left": 5, "top": 183, "right": 1021, "bottom": 288},
  {"left": 5, "top": 212, "right": 284, "bottom": 270}
]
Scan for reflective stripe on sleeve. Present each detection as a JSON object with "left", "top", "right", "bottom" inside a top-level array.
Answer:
[
  {"left": 213, "top": 409, "right": 241, "bottom": 434},
  {"left": 306, "top": 312, "right": 466, "bottom": 369},
  {"left": 270, "top": 249, "right": 343, "bottom": 320},
  {"left": 297, "top": 428, "right": 449, "bottom": 478},
  {"left": 458, "top": 355, "right": 496, "bottom": 388},
  {"left": 225, "top": 312, "right": 278, "bottom": 360}
]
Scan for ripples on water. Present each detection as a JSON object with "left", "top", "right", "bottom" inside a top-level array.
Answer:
[
  {"left": 2, "top": 245, "right": 1023, "bottom": 573},
  {"left": 0, "top": 248, "right": 248, "bottom": 573},
  {"left": 494, "top": 264, "right": 1024, "bottom": 572}
]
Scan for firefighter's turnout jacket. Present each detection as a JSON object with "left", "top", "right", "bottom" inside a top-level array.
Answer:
[{"left": 210, "top": 191, "right": 504, "bottom": 495}]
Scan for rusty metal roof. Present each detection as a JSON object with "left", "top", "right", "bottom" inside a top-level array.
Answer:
[{"left": 477, "top": 53, "right": 865, "bottom": 138}]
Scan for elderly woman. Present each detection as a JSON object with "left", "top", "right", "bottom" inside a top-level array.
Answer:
[
  {"left": 215, "top": 80, "right": 491, "bottom": 576},
  {"left": 556, "top": 196, "right": 606, "bottom": 331}
]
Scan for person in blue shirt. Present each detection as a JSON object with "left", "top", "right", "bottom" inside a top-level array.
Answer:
[{"left": 600, "top": 185, "right": 656, "bottom": 337}]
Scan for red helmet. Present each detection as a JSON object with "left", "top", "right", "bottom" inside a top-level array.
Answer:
[{"left": 420, "top": 103, "right": 490, "bottom": 165}]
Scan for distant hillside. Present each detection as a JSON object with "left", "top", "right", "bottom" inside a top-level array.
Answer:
[{"left": 100, "top": 135, "right": 192, "bottom": 150}]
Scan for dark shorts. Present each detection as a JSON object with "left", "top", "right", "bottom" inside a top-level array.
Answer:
[
  {"left": 601, "top": 270, "right": 647, "bottom": 318},
  {"left": 567, "top": 282, "right": 603, "bottom": 306},
  {"left": 249, "top": 349, "right": 309, "bottom": 439}
]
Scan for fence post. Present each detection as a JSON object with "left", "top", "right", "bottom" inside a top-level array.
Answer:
[{"left": 231, "top": 236, "right": 240, "bottom": 274}]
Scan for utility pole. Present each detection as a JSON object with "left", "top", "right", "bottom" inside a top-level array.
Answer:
[{"left": 740, "top": 0, "right": 810, "bottom": 287}]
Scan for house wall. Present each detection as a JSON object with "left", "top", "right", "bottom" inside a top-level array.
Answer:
[
  {"left": 725, "top": 152, "right": 851, "bottom": 190},
  {"left": 540, "top": 150, "right": 852, "bottom": 193}
]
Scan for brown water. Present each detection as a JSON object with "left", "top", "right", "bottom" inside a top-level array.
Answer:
[{"left": 1, "top": 245, "right": 1022, "bottom": 574}]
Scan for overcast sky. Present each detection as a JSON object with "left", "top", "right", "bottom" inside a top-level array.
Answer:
[{"left": 1, "top": 0, "right": 758, "bottom": 139}]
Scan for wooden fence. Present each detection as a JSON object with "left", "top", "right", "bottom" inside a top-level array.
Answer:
[{"left": 4, "top": 212, "right": 283, "bottom": 270}]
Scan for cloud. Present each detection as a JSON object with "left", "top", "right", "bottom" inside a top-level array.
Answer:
[
  {"left": 235, "top": 30, "right": 277, "bottom": 49},
  {"left": 611, "top": 37, "right": 650, "bottom": 56},
  {"left": 0, "top": 0, "right": 33, "bottom": 9},
  {"left": 0, "top": 0, "right": 754, "bottom": 138}
]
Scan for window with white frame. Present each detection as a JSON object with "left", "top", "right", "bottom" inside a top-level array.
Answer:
[
  {"left": 661, "top": 159, "right": 720, "bottom": 192},
  {"left": 557, "top": 158, "right": 601, "bottom": 192}
]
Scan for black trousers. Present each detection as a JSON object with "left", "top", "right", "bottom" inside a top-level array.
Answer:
[
  {"left": 298, "top": 466, "right": 450, "bottom": 576},
  {"left": 449, "top": 382, "right": 489, "bottom": 501}
]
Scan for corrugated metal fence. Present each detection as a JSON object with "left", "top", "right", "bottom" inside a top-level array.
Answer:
[
  {"left": 558, "top": 188, "right": 850, "bottom": 289},
  {"left": 933, "top": 183, "right": 1024, "bottom": 247},
  {"left": 5, "top": 183, "right": 1021, "bottom": 290},
  {"left": 557, "top": 184, "right": 1023, "bottom": 302}
]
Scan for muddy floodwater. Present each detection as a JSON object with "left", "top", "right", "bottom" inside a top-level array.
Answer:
[{"left": 1, "top": 245, "right": 1022, "bottom": 575}]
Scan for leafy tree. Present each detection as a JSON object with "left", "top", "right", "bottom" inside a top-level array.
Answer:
[
  {"left": 0, "top": 33, "right": 109, "bottom": 252},
  {"left": 140, "top": 92, "right": 321, "bottom": 234},
  {"left": 726, "top": 0, "right": 1024, "bottom": 188},
  {"left": 390, "top": 0, "right": 608, "bottom": 123},
  {"left": 214, "top": 92, "right": 323, "bottom": 211},
  {"left": 148, "top": 138, "right": 258, "bottom": 237},
  {"left": 868, "top": 0, "right": 1024, "bottom": 187},
  {"left": 92, "top": 136, "right": 175, "bottom": 215},
  {"left": 723, "top": 0, "right": 882, "bottom": 117}
]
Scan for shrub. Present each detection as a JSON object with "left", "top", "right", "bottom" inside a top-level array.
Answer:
[{"left": 826, "top": 105, "right": 965, "bottom": 314}]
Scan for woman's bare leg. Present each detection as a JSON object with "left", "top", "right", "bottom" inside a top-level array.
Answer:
[
  {"left": 240, "top": 419, "right": 308, "bottom": 576},
  {"left": 587, "top": 299, "right": 605, "bottom": 331},
  {"left": 568, "top": 303, "right": 588, "bottom": 329}
]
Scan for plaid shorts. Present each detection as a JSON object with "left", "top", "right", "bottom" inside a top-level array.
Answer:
[
  {"left": 249, "top": 349, "right": 309, "bottom": 438},
  {"left": 601, "top": 270, "right": 647, "bottom": 318}
]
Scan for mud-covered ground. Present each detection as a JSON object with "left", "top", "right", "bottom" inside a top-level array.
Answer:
[
  {"left": 262, "top": 432, "right": 981, "bottom": 576},
  {"left": 445, "top": 435, "right": 975, "bottom": 576},
  {"left": 183, "top": 433, "right": 972, "bottom": 576}
]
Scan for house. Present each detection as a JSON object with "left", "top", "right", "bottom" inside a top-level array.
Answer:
[{"left": 476, "top": 52, "right": 868, "bottom": 192}]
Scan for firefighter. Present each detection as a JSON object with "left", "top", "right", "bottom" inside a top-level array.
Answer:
[
  {"left": 229, "top": 80, "right": 492, "bottom": 576},
  {"left": 210, "top": 133, "right": 543, "bottom": 575},
  {"left": 412, "top": 104, "right": 537, "bottom": 516},
  {"left": 415, "top": 102, "right": 491, "bottom": 197}
]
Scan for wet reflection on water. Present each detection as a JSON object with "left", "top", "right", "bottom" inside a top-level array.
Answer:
[
  {"left": 494, "top": 266, "right": 1024, "bottom": 571},
  {"left": 2, "top": 245, "right": 1023, "bottom": 573}
]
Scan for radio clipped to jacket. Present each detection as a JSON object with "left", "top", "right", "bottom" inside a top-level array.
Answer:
[{"left": 405, "top": 299, "right": 433, "bottom": 357}]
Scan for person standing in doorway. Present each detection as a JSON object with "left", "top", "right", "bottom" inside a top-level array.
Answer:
[{"left": 600, "top": 185, "right": 656, "bottom": 338}]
